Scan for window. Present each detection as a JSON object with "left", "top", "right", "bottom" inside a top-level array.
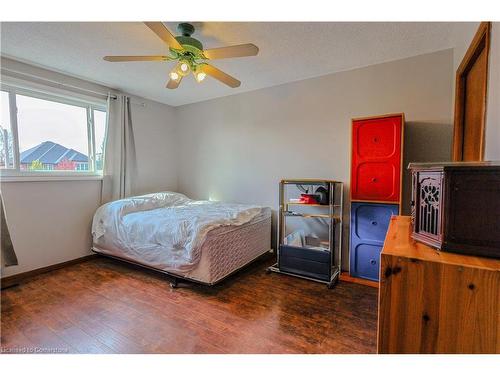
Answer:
[
  {"left": 0, "top": 91, "right": 14, "bottom": 169},
  {"left": 0, "top": 85, "right": 107, "bottom": 178}
]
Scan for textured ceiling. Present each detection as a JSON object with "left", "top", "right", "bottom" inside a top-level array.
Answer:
[{"left": 1, "top": 22, "right": 457, "bottom": 106}]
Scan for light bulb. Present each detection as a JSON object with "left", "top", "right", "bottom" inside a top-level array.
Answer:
[
  {"left": 169, "top": 71, "right": 180, "bottom": 81},
  {"left": 180, "top": 62, "right": 189, "bottom": 72},
  {"left": 176, "top": 60, "right": 191, "bottom": 76},
  {"left": 195, "top": 71, "right": 206, "bottom": 83}
]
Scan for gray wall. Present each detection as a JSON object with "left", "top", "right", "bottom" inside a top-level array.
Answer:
[{"left": 176, "top": 49, "right": 454, "bottom": 268}]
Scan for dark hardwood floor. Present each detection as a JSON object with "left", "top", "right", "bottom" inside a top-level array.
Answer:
[{"left": 1, "top": 256, "right": 378, "bottom": 354}]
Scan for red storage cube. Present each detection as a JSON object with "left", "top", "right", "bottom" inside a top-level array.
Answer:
[{"left": 351, "top": 115, "right": 403, "bottom": 202}]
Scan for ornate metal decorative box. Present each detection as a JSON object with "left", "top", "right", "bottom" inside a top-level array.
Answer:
[{"left": 409, "top": 162, "right": 500, "bottom": 259}]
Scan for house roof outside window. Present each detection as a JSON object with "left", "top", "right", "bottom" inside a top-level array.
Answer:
[{"left": 20, "top": 141, "right": 88, "bottom": 165}]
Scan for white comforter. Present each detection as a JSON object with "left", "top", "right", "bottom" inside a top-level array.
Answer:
[{"left": 91, "top": 192, "right": 264, "bottom": 271}]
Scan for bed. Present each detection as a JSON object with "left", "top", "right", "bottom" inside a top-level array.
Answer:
[{"left": 91, "top": 192, "right": 272, "bottom": 286}]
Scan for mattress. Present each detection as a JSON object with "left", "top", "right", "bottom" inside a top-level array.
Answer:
[
  {"left": 92, "top": 192, "right": 272, "bottom": 285},
  {"left": 185, "top": 212, "right": 271, "bottom": 284}
]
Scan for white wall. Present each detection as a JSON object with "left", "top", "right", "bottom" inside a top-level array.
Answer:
[
  {"left": 128, "top": 94, "right": 178, "bottom": 195},
  {"left": 1, "top": 60, "right": 178, "bottom": 277},
  {"left": 175, "top": 50, "right": 454, "bottom": 267},
  {"left": 452, "top": 23, "right": 481, "bottom": 72},
  {"left": 1, "top": 180, "right": 102, "bottom": 276}
]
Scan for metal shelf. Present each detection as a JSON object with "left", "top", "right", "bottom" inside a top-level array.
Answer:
[
  {"left": 286, "top": 202, "right": 342, "bottom": 207},
  {"left": 285, "top": 245, "right": 330, "bottom": 252},
  {"left": 281, "top": 179, "right": 342, "bottom": 185},
  {"left": 284, "top": 211, "right": 340, "bottom": 220},
  {"left": 269, "top": 179, "right": 344, "bottom": 288},
  {"left": 267, "top": 263, "right": 341, "bottom": 288},
  {"left": 287, "top": 203, "right": 326, "bottom": 207}
]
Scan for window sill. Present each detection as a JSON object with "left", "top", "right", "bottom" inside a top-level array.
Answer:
[{"left": 0, "top": 174, "right": 103, "bottom": 183}]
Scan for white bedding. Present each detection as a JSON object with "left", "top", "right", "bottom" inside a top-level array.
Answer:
[{"left": 91, "top": 192, "right": 266, "bottom": 273}]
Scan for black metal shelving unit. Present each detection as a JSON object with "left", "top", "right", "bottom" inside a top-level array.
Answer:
[{"left": 268, "top": 179, "right": 343, "bottom": 288}]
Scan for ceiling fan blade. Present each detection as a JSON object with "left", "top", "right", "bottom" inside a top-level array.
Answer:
[
  {"left": 203, "top": 43, "right": 259, "bottom": 60},
  {"left": 166, "top": 76, "right": 183, "bottom": 89},
  {"left": 144, "top": 22, "right": 183, "bottom": 50},
  {"left": 103, "top": 55, "right": 171, "bottom": 62},
  {"left": 201, "top": 64, "right": 241, "bottom": 88}
]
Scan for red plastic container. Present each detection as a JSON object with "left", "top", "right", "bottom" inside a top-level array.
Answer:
[
  {"left": 351, "top": 115, "right": 403, "bottom": 202},
  {"left": 299, "top": 194, "right": 319, "bottom": 204}
]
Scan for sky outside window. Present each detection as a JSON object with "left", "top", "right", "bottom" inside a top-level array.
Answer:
[{"left": 16, "top": 94, "right": 88, "bottom": 155}]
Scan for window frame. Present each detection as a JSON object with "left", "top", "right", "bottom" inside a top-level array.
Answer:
[{"left": 0, "top": 84, "right": 107, "bottom": 181}]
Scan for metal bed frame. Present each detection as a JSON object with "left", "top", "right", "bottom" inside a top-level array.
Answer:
[{"left": 91, "top": 247, "right": 273, "bottom": 288}]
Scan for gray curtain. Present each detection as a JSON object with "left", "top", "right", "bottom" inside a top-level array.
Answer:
[
  {"left": 101, "top": 94, "right": 137, "bottom": 203},
  {"left": 1, "top": 193, "right": 18, "bottom": 267}
]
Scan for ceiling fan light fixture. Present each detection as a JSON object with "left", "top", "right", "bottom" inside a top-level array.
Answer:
[
  {"left": 105, "top": 22, "right": 258, "bottom": 90},
  {"left": 169, "top": 70, "right": 181, "bottom": 81},
  {"left": 176, "top": 60, "right": 191, "bottom": 76},
  {"left": 193, "top": 67, "right": 207, "bottom": 83},
  {"left": 195, "top": 71, "right": 206, "bottom": 83}
]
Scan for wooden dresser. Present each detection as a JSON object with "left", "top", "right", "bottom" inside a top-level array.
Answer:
[{"left": 377, "top": 216, "right": 500, "bottom": 353}]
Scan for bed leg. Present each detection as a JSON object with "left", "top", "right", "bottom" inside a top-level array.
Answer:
[{"left": 170, "top": 278, "right": 178, "bottom": 289}]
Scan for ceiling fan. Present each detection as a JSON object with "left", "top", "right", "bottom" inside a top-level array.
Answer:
[{"left": 104, "top": 22, "right": 259, "bottom": 89}]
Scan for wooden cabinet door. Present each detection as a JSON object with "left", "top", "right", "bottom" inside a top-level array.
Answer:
[
  {"left": 413, "top": 171, "right": 443, "bottom": 247},
  {"left": 378, "top": 252, "right": 500, "bottom": 353},
  {"left": 351, "top": 115, "right": 402, "bottom": 202}
]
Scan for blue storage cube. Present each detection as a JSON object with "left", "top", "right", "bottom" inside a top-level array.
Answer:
[
  {"left": 350, "top": 202, "right": 399, "bottom": 281},
  {"left": 350, "top": 243, "right": 382, "bottom": 281},
  {"left": 352, "top": 203, "right": 398, "bottom": 242}
]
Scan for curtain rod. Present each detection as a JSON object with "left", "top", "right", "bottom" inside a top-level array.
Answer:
[{"left": 1, "top": 67, "right": 118, "bottom": 100}]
